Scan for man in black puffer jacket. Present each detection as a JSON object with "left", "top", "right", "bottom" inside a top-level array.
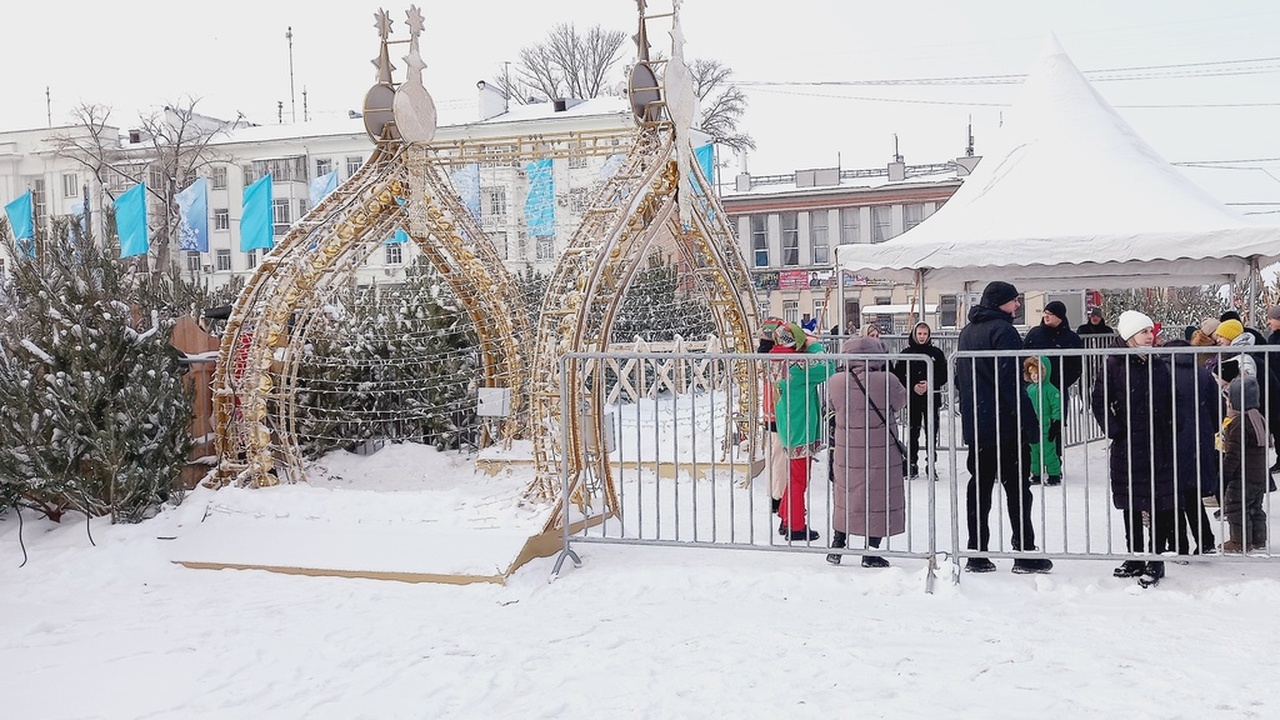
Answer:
[
  {"left": 955, "top": 281, "right": 1051, "bottom": 574},
  {"left": 891, "top": 322, "right": 948, "bottom": 479}
]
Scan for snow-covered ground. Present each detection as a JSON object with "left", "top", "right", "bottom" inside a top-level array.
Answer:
[{"left": 3, "top": 434, "right": 1280, "bottom": 719}]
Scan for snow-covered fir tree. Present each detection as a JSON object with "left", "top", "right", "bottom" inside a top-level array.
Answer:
[
  {"left": 293, "top": 256, "right": 479, "bottom": 457},
  {"left": 0, "top": 215, "right": 194, "bottom": 523}
]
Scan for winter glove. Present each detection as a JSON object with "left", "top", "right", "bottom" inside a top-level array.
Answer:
[{"left": 1047, "top": 420, "right": 1061, "bottom": 443}]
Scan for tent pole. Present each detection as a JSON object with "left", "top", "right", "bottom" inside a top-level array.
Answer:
[{"left": 1248, "top": 258, "right": 1259, "bottom": 325}]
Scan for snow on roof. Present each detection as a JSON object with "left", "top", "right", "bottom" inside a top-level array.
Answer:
[{"left": 836, "top": 34, "right": 1280, "bottom": 290}]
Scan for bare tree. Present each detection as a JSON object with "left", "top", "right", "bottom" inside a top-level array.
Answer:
[
  {"left": 690, "top": 58, "right": 754, "bottom": 153},
  {"left": 51, "top": 97, "right": 233, "bottom": 272},
  {"left": 494, "top": 26, "right": 753, "bottom": 153},
  {"left": 496, "top": 24, "right": 628, "bottom": 103}
]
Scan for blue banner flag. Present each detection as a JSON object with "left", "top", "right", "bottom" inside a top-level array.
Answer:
[
  {"left": 115, "top": 182, "right": 149, "bottom": 258},
  {"left": 450, "top": 164, "right": 480, "bottom": 221},
  {"left": 694, "top": 143, "right": 715, "bottom": 188},
  {"left": 385, "top": 227, "right": 409, "bottom": 245},
  {"left": 176, "top": 177, "right": 209, "bottom": 252},
  {"left": 309, "top": 170, "right": 339, "bottom": 207},
  {"left": 241, "top": 174, "right": 274, "bottom": 252},
  {"left": 524, "top": 158, "right": 555, "bottom": 238},
  {"left": 4, "top": 190, "right": 33, "bottom": 242}
]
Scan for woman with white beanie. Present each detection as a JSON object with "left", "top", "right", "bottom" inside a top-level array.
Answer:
[{"left": 1091, "top": 310, "right": 1177, "bottom": 588}]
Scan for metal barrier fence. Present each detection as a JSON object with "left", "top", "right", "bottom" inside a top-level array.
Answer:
[{"left": 554, "top": 342, "right": 1280, "bottom": 591}]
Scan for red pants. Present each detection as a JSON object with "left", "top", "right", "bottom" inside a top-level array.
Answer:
[{"left": 779, "top": 456, "right": 810, "bottom": 530}]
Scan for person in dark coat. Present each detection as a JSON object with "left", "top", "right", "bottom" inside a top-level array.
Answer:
[
  {"left": 1023, "top": 300, "right": 1084, "bottom": 463},
  {"left": 890, "top": 321, "right": 948, "bottom": 478},
  {"left": 1091, "top": 310, "right": 1176, "bottom": 586},
  {"left": 955, "top": 281, "right": 1051, "bottom": 574},
  {"left": 1221, "top": 375, "right": 1269, "bottom": 553},
  {"left": 1165, "top": 340, "right": 1219, "bottom": 555},
  {"left": 1077, "top": 306, "right": 1113, "bottom": 336}
]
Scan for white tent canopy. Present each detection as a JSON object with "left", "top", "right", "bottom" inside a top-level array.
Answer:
[{"left": 835, "top": 35, "right": 1280, "bottom": 292}]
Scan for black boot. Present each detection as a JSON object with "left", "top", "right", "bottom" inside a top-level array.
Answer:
[
  {"left": 770, "top": 497, "right": 781, "bottom": 514},
  {"left": 1138, "top": 560, "right": 1165, "bottom": 588},
  {"left": 826, "top": 530, "right": 847, "bottom": 565},
  {"left": 785, "top": 527, "right": 820, "bottom": 542},
  {"left": 1113, "top": 560, "right": 1146, "bottom": 577}
]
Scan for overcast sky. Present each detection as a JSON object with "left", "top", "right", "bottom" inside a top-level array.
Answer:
[{"left": 5, "top": 1, "right": 1279, "bottom": 205}]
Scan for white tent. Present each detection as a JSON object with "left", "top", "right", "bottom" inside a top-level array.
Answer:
[{"left": 835, "top": 35, "right": 1280, "bottom": 293}]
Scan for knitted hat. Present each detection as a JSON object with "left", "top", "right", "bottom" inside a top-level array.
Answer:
[
  {"left": 979, "top": 280, "right": 1019, "bottom": 308},
  {"left": 1044, "top": 300, "right": 1068, "bottom": 322},
  {"left": 1116, "top": 310, "right": 1154, "bottom": 341},
  {"left": 773, "top": 322, "right": 807, "bottom": 349},
  {"left": 1216, "top": 319, "right": 1245, "bottom": 341},
  {"left": 760, "top": 316, "right": 785, "bottom": 340},
  {"left": 1228, "top": 375, "right": 1261, "bottom": 411},
  {"left": 1199, "top": 318, "right": 1220, "bottom": 336},
  {"left": 1088, "top": 307, "right": 1103, "bottom": 319}
]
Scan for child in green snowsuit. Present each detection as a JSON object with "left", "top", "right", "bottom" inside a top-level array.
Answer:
[{"left": 1024, "top": 355, "right": 1062, "bottom": 485}]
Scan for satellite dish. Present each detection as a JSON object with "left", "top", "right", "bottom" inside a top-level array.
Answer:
[
  {"left": 628, "top": 62, "right": 663, "bottom": 125},
  {"left": 362, "top": 83, "right": 400, "bottom": 142}
]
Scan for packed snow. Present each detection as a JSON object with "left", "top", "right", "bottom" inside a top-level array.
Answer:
[{"left": 2, "top": 439, "right": 1279, "bottom": 719}]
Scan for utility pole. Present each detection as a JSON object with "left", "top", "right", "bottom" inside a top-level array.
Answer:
[
  {"left": 302, "top": 87, "right": 309, "bottom": 122},
  {"left": 287, "top": 27, "right": 297, "bottom": 122}
]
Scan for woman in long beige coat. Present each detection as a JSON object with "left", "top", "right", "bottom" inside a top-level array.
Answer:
[{"left": 825, "top": 336, "right": 908, "bottom": 567}]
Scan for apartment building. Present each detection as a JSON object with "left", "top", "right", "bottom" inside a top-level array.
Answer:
[
  {"left": 0, "top": 87, "right": 637, "bottom": 288},
  {"left": 721, "top": 155, "right": 988, "bottom": 334}
]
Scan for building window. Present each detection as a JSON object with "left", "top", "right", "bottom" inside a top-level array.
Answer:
[
  {"left": 568, "top": 156, "right": 589, "bottom": 170},
  {"left": 0, "top": 257, "right": 5, "bottom": 277},
  {"left": 316, "top": 158, "right": 332, "bottom": 177},
  {"left": 29, "top": 179, "right": 47, "bottom": 224},
  {"left": 492, "top": 232, "right": 508, "bottom": 260},
  {"left": 782, "top": 299, "right": 799, "bottom": 324},
  {"left": 905, "top": 203, "right": 926, "bottom": 232},
  {"left": 214, "top": 209, "right": 229, "bottom": 230},
  {"left": 871, "top": 206, "right": 892, "bottom": 243},
  {"left": 298, "top": 198, "right": 308, "bottom": 220},
  {"left": 939, "top": 294, "right": 958, "bottom": 327},
  {"left": 149, "top": 167, "right": 165, "bottom": 189},
  {"left": 62, "top": 173, "right": 79, "bottom": 198},
  {"left": 780, "top": 212, "right": 799, "bottom": 266},
  {"left": 241, "top": 164, "right": 256, "bottom": 186},
  {"left": 186, "top": 252, "right": 201, "bottom": 272},
  {"left": 246, "top": 250, "right": 257, "bottom": 269},
  {"left": 216, "top": 249, "right": 232, "bottom": 272},
  {"left": 211, "top": 166, "right": 227, "bottom": 190},
  {"left": 271, "top": 197, "right": 291, "bottom": 234},
  {"left": 568, "top": 187, "right": 588, "bottom": 214},
  {"left": 345, "top": 156, "right": 364, "bottom": 177},
  {"left": 536, "top": 236, "right": 554, "bottom": 260},
  {"left": 485, "top": 187, "right": 507, "bottom": 219},
  {"left": 813, "top": 299, "right": 826, "bottom": 329},
  {"left": 810, "top": 211, "right": 829, "bottom": 265},
  {"left": 750, "top": 215, "right": 768, "bottom": 267},
  {"left": 385, "top": 243, "right": 403, "bottom": 265},
  {"left": 839, "top": 208, "right": 861, "bottom": 245}
]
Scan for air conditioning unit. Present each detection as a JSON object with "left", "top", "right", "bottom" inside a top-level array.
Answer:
[
  {"left": 383, "top": 268, "right": 395, "bottom": 276},
  {"left": 202, "top": 265, "right": 213, "bottom": 273}
]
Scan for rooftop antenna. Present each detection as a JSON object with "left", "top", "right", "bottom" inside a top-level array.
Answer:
[
  {"left": 966, "top": 115, "right": 974, "bottom": 157},
  {"left": 277, "top": 101, "right": 284, "bottom": 124},
  {"left": 286, "top": 26, "right": 297, "bottom": 122},
  {"left": 302, "top": 87, "right": 309, "bottom": 122},
  {"left": 46, "top": 87, "right": 51, "bottom": 127},
  {"left": 893, "top": 133, "right": 903, "bottom": 163}
]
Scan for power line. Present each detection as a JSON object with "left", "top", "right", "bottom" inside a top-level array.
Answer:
[
  {"left": 738, "top": 54, "right": 1280, "bottom": 88},
  {"left": 747, "top": 87, "right": 1280, "bottom": 110}
]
